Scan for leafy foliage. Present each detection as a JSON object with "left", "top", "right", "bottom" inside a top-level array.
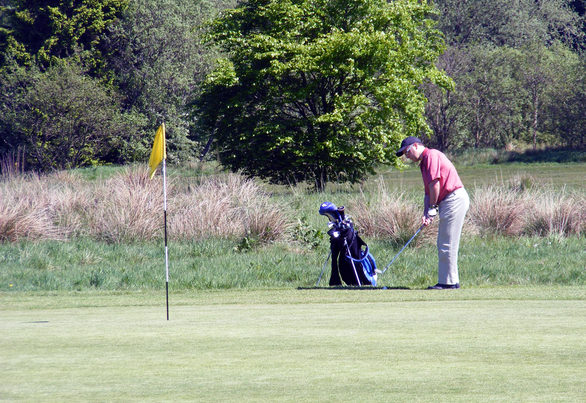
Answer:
[
  {"left": 425, "top": 42, "right": 585, "bottom": 151},
  {"left": 433, "top": 0, "right": 584, "bottom": 50},
  {"left": 0, "top": 0, "right": 583, "bottom": 174},
  {"left": 425, "top": 0, "right": 585, "bottom": 151},
  {"left": 103, "top": 0, "right": 236, "bottom": 162},
  {"left": 0, "top": 0, "right": 128, "bottom": 73},
  {"left": 0, "top": 60, "right": 145, "bottom": 170},
  {"left": 196, "top": 0, "right": 452, "bottom": 190}
]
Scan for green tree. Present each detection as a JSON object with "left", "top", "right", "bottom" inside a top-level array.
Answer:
[
  {"left": 425, "top": 42, "right": 585, "bottom": 151},
  {"left": 433, "top": 0, "right": 584, "bottom": 50},
  {"left": 195, "top": 0, "right": 451, "bottom": 190},
  {"left": 425, "top": 1, "right": 585, "bottom": 151},
  {"left": 0, "top": 0, "right": 128, "bottom": 74},
  {"left": 103, "top": 0, "right": 235, "bottom": 162},
  {"left": 511, "top": 43, "right": 585, "bottom": 149},
  {"left": 0, "top": 60, "right": 145, "bottom": 171},
  {"left": 544, "top": 52, "right": 585, "bottom": 148},
  {"left": 423, "top": 46, "right": 469, "bottom": 151}
]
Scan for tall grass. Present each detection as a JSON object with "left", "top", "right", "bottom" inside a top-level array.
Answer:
[
  {"left": 0, "top": 175, "right": 66, "bottom": 242},
  {"left": 0, "top": 167, "right": 291, "bottom": 244},
  {"left": 171, "top": 173, "right": 290, "bottom": 242},
  {"left": 468, "top": 175, "right": 585, "bottom": 237},
  {"left": 0, "top": 146, "right": 26, "bottom": 178},
  {"left": 348, "top": 178, "right": 425, "bottom": 245},
  {"left": 0, "top": 167, "right": 584, "bottom": 244}
]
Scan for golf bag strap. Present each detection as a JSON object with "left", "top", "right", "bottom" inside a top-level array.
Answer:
[{"left": 345, "top": 245, "right": 370, "bottom": 263}]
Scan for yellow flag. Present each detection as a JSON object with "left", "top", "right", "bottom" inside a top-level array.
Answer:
[{"left": 149, "top": 123, "right": 166, "bottom": 179}]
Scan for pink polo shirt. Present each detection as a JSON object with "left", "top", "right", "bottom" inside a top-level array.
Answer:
[{"left": 419, "top": 148, "right": 463, "bottom": 203}]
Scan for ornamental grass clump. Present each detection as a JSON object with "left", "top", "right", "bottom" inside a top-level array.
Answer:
[
  {"left": 0, "top": 175, "right": 64, "bottom": 242},
  {"left": 0, "top": 168, "right": 290, "bottom": 244},
  {"left": 522, "top": 189, "right": 585, "bottom": 237},
  {"left": 469, "top": 185, "right": 528, "bottom": 236},
  {"left": 349, "top": 178, "right": 423, "bottom": 245},
  {"left": 87, "top": 167, "right": 162, "bottom": 243},
  {"left": 171, "top": 173, "right": 290, "bottom": 243}
]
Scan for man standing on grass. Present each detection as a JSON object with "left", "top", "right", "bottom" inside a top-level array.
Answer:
[{"left": 395, "top": 136, "right": 470, "bottom": 289}]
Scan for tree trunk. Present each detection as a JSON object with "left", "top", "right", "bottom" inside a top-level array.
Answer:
[
  {"left": 199, "top": 126, "right": 216, "bottom": 162},
  {"left": 314, "top": 168, "right": 327, "bottom": 192},
  {"left": 532, "top": 93, "right": 539, "bottom": 150}
]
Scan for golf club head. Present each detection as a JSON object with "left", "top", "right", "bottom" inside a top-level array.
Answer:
[
  {"left": 337, "top": 206, "right": 345, "bottom": 220},
  {"left": 319, "top": 201, "right": 341, "bottom": 223}
]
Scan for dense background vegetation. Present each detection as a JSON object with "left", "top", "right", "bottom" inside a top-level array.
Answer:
[
  {"left": 0, "top": 0, "right": 584, "bottom": 183},
  {"left": 1, "top": 162, "right": 584, "bottom": 290}
]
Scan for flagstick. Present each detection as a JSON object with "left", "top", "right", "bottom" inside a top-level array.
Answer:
[{"left": 163, "top": 158, "right": 169, "bottom": 320}]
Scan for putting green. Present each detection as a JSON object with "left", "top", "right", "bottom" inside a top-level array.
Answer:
[{"left": 1, "top": 288, "right": 584, "bottom": 402}]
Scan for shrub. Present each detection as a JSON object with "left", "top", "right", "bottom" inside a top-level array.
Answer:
[{"left": 0, "top": 62, "right": 146, "bottom": 172}]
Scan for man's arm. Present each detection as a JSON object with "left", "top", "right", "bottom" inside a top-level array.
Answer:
[
  {"left": 428, "top": 179, "right": 440, "bottom": 207},
  {"left": 422, "top": 179, "right": 440, "bottom": 226}
]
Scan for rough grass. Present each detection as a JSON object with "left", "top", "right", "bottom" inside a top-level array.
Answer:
[
  {"left": 0, "top": 162, "right": 584, "bottom": 291},
  {"left": 468, "top": 176, "right": 585, "bottom": 237},
  {"left": 1, "top": 235, "right": 583, "bottom": 292},
  {"left": 1, "top": 164, "right": 584, "bottom": 245},
  {"left": 0, "top": 167, "right": 290, "bottom": 244}
]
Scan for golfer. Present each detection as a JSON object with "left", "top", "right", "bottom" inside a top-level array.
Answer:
[{"left": 396, "top": 136, "right": 470, "bottom": 289}]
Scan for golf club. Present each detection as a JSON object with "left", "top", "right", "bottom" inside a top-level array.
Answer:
[
  {"left": 344, "top": 238, "right": 362, "bottom": 286},
  {"left": 380, "top": 224, "right": 424, "bottom": 274},
  {"left": 315, "top": 250, "right": 332, "bottom": 286}
]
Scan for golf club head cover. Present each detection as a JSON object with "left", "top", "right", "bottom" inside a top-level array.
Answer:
[{"left": 319, "top": 201, "right": 341, "bottom": 223}]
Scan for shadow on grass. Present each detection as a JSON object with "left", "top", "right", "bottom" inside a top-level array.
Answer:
[{"left": 298, "top": 286, "right": 410, "bottom": 290}]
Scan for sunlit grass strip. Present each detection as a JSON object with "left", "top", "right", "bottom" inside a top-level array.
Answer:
[{"left": 1, "top": 289, "right": 584, "bottom": 402}]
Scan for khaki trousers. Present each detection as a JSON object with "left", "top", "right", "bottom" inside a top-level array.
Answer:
[{"left": 437, "top": 187, "right": 469, "bottom": 285}]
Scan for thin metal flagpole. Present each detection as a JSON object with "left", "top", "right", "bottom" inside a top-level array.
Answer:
[{"left": 163, "top": 157, "right": 169, "bottom": 320}]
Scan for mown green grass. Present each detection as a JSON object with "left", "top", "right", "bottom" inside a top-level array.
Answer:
[
  {"left": 1, "top": 288, "right": 584, "bottom": 402},
  {"left": 378, "top": 161, "right": 586, "bottom": 192}
]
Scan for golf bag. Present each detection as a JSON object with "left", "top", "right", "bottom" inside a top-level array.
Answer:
[{"left": 319, "top": 202, "right": 378, "bottom": 287}]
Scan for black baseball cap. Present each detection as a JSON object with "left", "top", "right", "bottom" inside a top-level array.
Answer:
[{"left": 395, "top": 136, "right": 422, "bottom": 157}]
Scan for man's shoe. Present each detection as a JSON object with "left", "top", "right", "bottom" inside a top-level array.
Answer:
[{"left": 427, "top": 283, "right": 460, "bottom": 290}]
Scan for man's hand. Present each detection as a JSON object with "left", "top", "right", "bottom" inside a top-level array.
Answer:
[
  {"left": 422, "top": 215, "right": 434, "bottom": 227},
  {"left": 422, "top": 204, "right": 438, "bottom": 227}
]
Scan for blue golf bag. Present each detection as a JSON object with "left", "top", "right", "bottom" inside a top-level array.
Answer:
[{"left": 319, "top": 202, "right": 378, "bottom": 287}]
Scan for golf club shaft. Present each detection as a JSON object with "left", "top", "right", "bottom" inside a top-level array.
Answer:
[
  {"left": 316, "top": 250, "right": 332, "bottom": 286},
  {"left": 345, "top": 240, "right": 362, "bottom": 286},
  {"left": 381, "top": 225, "right": 424, "bottom": 274}
]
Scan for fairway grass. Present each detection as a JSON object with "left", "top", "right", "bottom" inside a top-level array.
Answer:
[{"left": 2, "top": 288, "right": 584, "bottom": 402}]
